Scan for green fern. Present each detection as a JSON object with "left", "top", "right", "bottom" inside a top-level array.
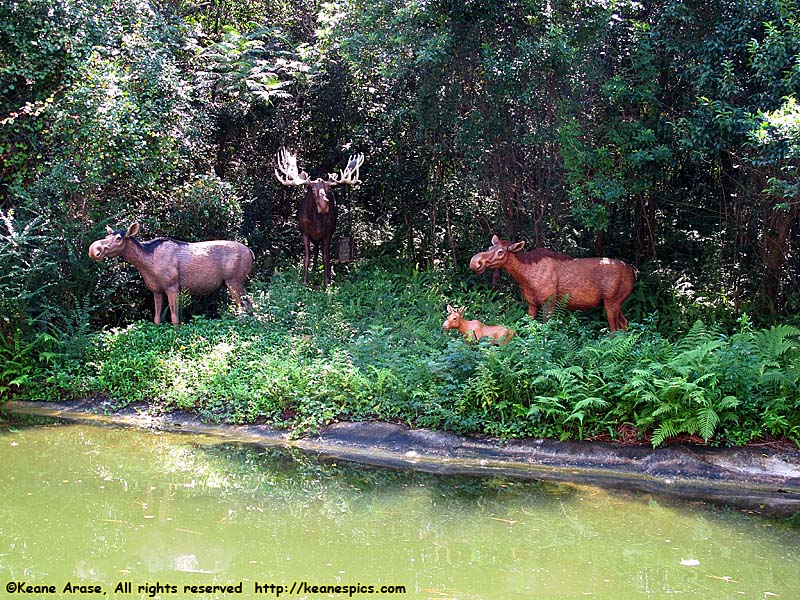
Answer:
[
  {"left": 620, "top": 367, "right": 661, "bottom": 406},
  {"left": 532, "top": 366, "right": 585, "bottom": 401},
  {"left": 645, "top": 372, "right": 740, "bottom": 446},
  {"left": 602, "top": 330, "right": 640, "bottom": 363},
  {"left": 465, "top": 363, "right": 501, "bottom": 409},
  {"left": 539, "top": 294, "right": 572, "bottom": 324},
  {"left": 527, "top": 396, "right": 567, "bottom": 421},
  {"left": 566, "top": 396, "right": 609, "bottom": 433},
  {"left": 577, "top": 331, "right": 641, "bottom": 377},
  {"left": 669, "top": 340, "right": 724, "bottom": 377},
  {"left": 753, "top": 325, "right": 800, "bottom": 394},
  {"left": 651, "top": 421, "right": 679, "bottom": 447},
  {"left": 696, "top": 407, "right": 720, "bottom": 440},
  {"left": 753, "top": 325, "right": 800, "bottom": 363},
  {"left": 675, "top": 320, "right": 721, "bottom": 353}
]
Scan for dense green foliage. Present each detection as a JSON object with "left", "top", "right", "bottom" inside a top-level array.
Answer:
[
  {"left": 2, "top": 1, "right": 799, "bottom": 445},
  {"left": 20, "top": 265, "right": 800, "bottom": 446}
]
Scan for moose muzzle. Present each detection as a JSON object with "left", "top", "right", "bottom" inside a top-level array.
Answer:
[
  {"left": 88, "top": 241, "right": 107, "bottom": 261},
  {"left": 469, "top": 253, "right": 488, "bottom": 274}
]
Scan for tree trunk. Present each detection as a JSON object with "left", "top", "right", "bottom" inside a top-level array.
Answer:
[{"left": 762, "top": 203, "right": 799, "bottom": 313}]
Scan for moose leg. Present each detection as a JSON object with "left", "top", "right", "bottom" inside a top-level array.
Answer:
[
  {"left": 153, "top": 293, "right": 164, "bottom": 325},
  {"left": 302, "top": 234, "right": 312, "bottom": 285},
  {"left": 166, "top": 289, "right": 180, "bottom": 327},
  {"left": 527, "top": 303, "right": 538, "bottom": 319},
  {"left": 311, "top": 241, "right": 319, "bottom": 273},
  {"left": 226, "top": 281, "right": 252, "bottom": 314},
  {"left": 604, "top": 302, "right": 622, "bottom": 335},
  {"left": 321, "top": 236, "right": 332, "bottom": 289}
]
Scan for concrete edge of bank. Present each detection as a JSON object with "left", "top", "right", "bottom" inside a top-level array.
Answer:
[{"left": 4, "top": 399, "right": 800, "bottom": 516}]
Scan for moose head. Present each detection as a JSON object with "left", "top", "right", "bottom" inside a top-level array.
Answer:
[{"left": 275, "top": 148, "right": 364, "bottom": 288}]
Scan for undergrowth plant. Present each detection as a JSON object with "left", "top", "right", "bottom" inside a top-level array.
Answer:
[{"left": 13, "top": 262, "right": 800, "bottom": 447}]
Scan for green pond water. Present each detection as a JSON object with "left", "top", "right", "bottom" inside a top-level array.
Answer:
[{"left": 1, "top": 422, "right": 799, "bottom": 600}]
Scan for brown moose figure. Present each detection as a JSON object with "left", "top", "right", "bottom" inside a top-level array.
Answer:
[
  {"left": 88, "top": 222, "right": 254, "bottom": 326},
  {"left": 470, "top": 236, "right": 637, "bottom": 334},
  {"left": 275, "top": 148, "right": 364, "bottom": 289},
  {"left": 442, "top": 305, "right": 515, "bottom": 345}
]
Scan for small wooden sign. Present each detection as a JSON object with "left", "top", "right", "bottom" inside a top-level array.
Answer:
[{"left": 332, "top": 236, "right": 355, "bottom": 263}]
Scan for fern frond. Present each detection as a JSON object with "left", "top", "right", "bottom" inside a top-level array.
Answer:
[
  {"left": 697, "top": 407, "right": 720, "bottom": 440},
  {"left": 716, "top": 395, "right": 740, "bottom": 411},
  {"left": 760, "top": 369, "right": 790, "bottom": 391},
  {"left": 564, "top": 411, "right": 585, "bottom": 425},
  {"left": 606, "top": 331, "right": 640, "bottom": 362},
  {"left": 620, "top": 371, "right": 659, "bottom": 405},
  {"left": 693, "top": 372, "right": 719, "bottom": 389},
  {"left": 676, "top": 320, "right": 711, "bottom": 352},
  {"left": 651, "top": 398, "right": 680, "bottom": 417},
  {"left": 573, "top": 396, "right": 608, "bottom": 411},
  {"left": 652, "top": 421, "right": 679, "bottom": 447},
  {"left": 754, "top": 325, "right": 800, "bottom": 363},
  {"left": 529, "top": 396, "right": 567, "bottom": 418},
  {"left": 532, "top": 366, "right": 584, "bottom": 399}
]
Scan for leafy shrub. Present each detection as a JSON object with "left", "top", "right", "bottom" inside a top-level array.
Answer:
[
  {"left": 150, "top": 175, "right": 244, "bottom": 242},
  {"left": 0, "top": 208, "right": 98, "bottom": 398}
]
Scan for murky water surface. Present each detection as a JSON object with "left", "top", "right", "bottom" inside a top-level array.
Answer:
[{"left": 1, "top": 422, "right": 798, "bottom": 599}]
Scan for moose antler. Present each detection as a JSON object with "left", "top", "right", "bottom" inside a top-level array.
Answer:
[
  {"left": 275, "top": 148, "right": 311, "bottom": 186},
  {"left": 328, "top": 153, "right": 364, "bottom": 186}
]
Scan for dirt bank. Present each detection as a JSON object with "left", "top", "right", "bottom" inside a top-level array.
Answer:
[{"left": 5, "top": 399, "right": 800, "bottom": 516}]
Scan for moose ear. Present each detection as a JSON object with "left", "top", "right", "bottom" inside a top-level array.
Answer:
[
  {"left": 509, "top": 241, "right": 525, "bottom": 253},
  {"left": 125, "top": 222, "right": 140, "bottom": 238},
  {"left": 491, "top": 234, "right": 500, "bottom": 245},
  {"left": 105, "top": 225, "right": 114, "bottom": 235},
  {"left": 458, "top": 306, "right": 466, "bottom": 315},
  {"left": 446, "top": 304, "right": 455, "bottom": 313}
]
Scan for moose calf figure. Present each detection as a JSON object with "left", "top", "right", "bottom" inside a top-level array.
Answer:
[
  {"left": 89, "top": 222, "right": 254, "bottom": 326},
  {"left": 470, "top": 236, "right": 637, "bottom": 335},
  {"left": 442, "top": 305, "right": 515, "bottom": 345},
  {"left": 275, "top": 148, "right": 364, "bottom": 289}
]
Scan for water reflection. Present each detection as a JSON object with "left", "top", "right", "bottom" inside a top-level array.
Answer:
[{"left": 0, "top": 422, "right": 798, "bottom": 599}]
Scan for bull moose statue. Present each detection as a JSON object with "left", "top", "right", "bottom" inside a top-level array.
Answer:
[
  {"left": 470, "top": 236, "right": 637, "bottom": 334},
  {"left": 88, "top": 222, "right": 254, "bottom": 326},
  {"left": 275, "top": 148, "right": 364, "bottom": 289}
]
